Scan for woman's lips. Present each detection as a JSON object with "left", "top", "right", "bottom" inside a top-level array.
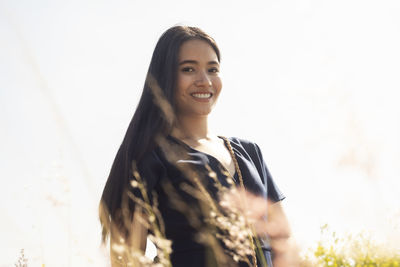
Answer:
[{"left": 190, "top": 92, "right": 213, "bottom": 100}]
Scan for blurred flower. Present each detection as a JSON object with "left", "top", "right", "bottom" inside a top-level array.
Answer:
[{"left": 220, "top": 188, "right": 300, "bottom": 267}]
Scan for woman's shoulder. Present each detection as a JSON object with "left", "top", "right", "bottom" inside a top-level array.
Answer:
[
  {"left": 225, "top": 136, "right": 254, "bottom": 145},
  {"left": 221, "top": 135, "right": 263, "bottom": 157},
  {"left": 138, "top": 136, "right": 187, "bottom": 167},
  {"left": 222, "top": 136, "right": 258, "bottom": 150},
  {"left": 134, "top": 146, "right": 167, "bottom": 187},
  {"left": 139, "top": 145, "right": 164, "bottom": 166}
]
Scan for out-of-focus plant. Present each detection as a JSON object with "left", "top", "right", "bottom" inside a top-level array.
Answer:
[
  {"left": 301, "top": 224, "right": 400, "bottom": 267},
  {"left": 105, "top": 159, "right": 278, "bottom": 266},
  {"left": 15, "top": 249, "right": 28, "bottom": 267},
  {"left": 105, "top": 161, "right": 172, "bottom": 267},
  {"left": 221, "top": 187, "right": 300, "bottom": 267}
]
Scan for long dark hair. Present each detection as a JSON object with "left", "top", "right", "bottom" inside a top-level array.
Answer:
[{"left": 99, "top": 25, "right": 221, "bottom": 243}]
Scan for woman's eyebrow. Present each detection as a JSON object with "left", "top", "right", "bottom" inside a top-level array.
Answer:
[
  {"left": 208, "top": 60, "right": 219, "bottom": 65},
  {"left": 179, "top": 60, "right": 220, "bottom": 65},
  {"left": 179, "top": 60, "right": 197, "bottom": 65}
]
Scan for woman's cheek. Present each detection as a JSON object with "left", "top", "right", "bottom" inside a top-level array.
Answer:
[
  {"left": 178, "top": 75, "right": 192, "bottom": 91},
  {"left": 213, "top": 77, "right": 222, "bottom": 94}
]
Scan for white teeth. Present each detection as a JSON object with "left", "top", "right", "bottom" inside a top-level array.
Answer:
[{"left": 191, "top": 93, "right": 212, "bottom": 99}]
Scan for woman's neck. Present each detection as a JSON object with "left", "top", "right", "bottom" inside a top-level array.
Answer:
[{"left": 171, "top": 115, "right": 211, "bottom": 141}]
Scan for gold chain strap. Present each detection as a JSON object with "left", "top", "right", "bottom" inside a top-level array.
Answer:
[{"left": 219, "top": 136, "right": 257, "bottom": 267}]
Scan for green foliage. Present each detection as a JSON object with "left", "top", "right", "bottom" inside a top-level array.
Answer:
[{"left": 302, "top": 224, "right": 400, "bottom": 267}]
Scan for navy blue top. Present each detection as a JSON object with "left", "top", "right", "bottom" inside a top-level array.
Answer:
[{"left": 132, "top": 135, "right": 285, "bottom": 267}]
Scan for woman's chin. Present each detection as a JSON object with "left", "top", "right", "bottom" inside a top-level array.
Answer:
[
  {"left": 178, "top": 107, "right": 214, "bottom": 117},
  {"left": 195, "top": 108, "right": 214, "bottom": 117}
]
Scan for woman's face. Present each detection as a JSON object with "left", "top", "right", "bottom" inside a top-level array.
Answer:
[{"left": 174, "top": 39, "right": 222, "bottom": 118}]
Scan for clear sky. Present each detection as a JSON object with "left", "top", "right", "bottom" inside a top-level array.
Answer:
[{"left": 1, "top": 0, "right": 400, "bottom": 266}]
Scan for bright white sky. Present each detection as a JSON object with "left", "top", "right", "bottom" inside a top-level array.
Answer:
[{"left": 1, "top": 0, "right": 400, "bottom": 266}]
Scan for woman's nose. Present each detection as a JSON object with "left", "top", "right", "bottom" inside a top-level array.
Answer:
[{"left": 194, "top": 71, "right": 212, "bottom": 87}]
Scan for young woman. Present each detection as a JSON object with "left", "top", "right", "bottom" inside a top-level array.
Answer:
[{"left": 100, "top": 25, "right": 292, "bottom": 267}]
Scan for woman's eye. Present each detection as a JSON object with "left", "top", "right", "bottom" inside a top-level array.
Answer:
[
  {"left": 209, "top": 68, "right": 219, "bottom": 73},
  {"left": 182, "top": 67, "right": 194, "bottom": 72}
]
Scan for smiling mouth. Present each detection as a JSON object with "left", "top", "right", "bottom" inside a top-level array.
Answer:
[{"left": 191, "top": 92, "right": 213, "bottom": 99}]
